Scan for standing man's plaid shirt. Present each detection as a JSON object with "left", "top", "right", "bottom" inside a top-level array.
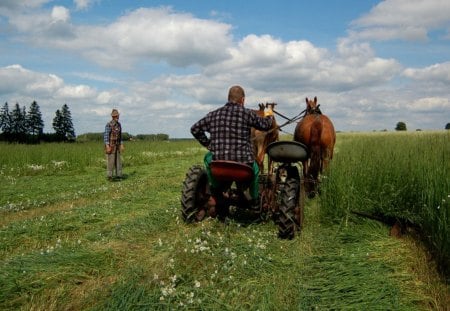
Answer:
[
  {"left": 103, "top": 121, "right": 122, "bottom": 146},
  {"left": 191, "top": 102, "right": 274, "bottom": 164}
]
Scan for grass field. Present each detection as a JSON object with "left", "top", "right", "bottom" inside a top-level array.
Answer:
[{"left": 0, "top": 133, "right": 449, "bottom": 310}]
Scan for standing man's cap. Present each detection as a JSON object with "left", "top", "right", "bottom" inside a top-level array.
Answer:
[{"left": 111, "top": 109, "right": 119, "bottom": 117}]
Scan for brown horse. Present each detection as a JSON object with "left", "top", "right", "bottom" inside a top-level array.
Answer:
[
  {"left": 252, "top": 103, "right": 279, "bottom": 173},
  {"left": 294, "top": 97, "right": 335, "bottom": 196}
]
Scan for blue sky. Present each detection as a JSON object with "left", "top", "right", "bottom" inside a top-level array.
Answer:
[{"left": 0, "top": 0, "right": 449, "bottom": 137}]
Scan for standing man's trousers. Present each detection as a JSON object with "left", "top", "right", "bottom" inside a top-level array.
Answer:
[{"left": 106, "top": 150, "right": 122, "bottom": 178}]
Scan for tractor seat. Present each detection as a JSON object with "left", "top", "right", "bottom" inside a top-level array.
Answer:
[{"left": 210, "top": 160, "right": 253, "bottom": 183}]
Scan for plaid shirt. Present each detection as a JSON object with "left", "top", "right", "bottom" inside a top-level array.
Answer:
[
  {"left": 104, "top": 120, "right": 122, "bottom": 145},
  {"left": 191, "top": 102, "right": 274, "bottom": 164}
]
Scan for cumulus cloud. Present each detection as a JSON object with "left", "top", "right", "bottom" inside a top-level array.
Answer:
[
  {"left": 0, "top": 64, "right": 98, "bottom": 103},
  {"left": 2, "top": 4, "right": 75, "bottom": 39},
  {"left": 408, "top": 97, "right": 450, "bottom": 112},
  {"left": 56, "top": 85, "right": 96, "bottom": 99},
  {"left": 0, "top": 65, "right": 63, "bottom": 96},
  {"left": 5, "top": 6, "right": 233, "bottom": 69},
  {"left": 403, "top": 62, "right": 450, "bottom": 82},
  {"left": 203, "top": 35, "right": 401, "bottom": 93},
  {"left": 51, "top": 6, "right": 70, "bottom": 23},
  {"left": 74, "top": 0, "right": 93, "bottom": 11},
  {"left": 350, "top": 0, "right": 450, "bottom": 41},
  {"left": 0, "top": 2, "right": 449, "bottom": 135}
]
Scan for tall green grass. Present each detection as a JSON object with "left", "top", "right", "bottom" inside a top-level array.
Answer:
[
  {"left": 0, "top": 137, "right": 448, "bottom": 309},
  {"left": 0, "top": 141, "right": 203, "bottom": 174},
  {"left": 320, "top": 131, "right": 450, "bottom": 279}
]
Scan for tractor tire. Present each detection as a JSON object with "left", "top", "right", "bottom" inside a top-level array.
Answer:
[
  {"left": 283, "top": 165, "right": 304, "bottom": 230},
  {"left": 181, "top": 165, "right": 209, "bottom": 223},
  {"left": 278, "top": 178, "right": 300, "bottom": 239}
]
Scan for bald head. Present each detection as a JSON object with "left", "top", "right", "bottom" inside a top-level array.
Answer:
[{"left": 228, "top": 85, "right": 245, "bottom": 105}]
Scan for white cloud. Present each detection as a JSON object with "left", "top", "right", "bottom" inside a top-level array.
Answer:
[
  {"left": 403, "top": 62, "right": 450, "bottom": 82},
  {"left": 8, "top": 7, "right": 233, "bottom": 69},
  {"left": 0, "top": 3, "right": 449, "bottom": 136},
  {"left": 350, "top": 0, "right": 450, "bottom": 41},
  {"left": 0, "top": 64, "right": 99, "bottom": 106},
  {"left": 51, "top": 6, "right": 70, "bottom": 23},
  {"left": 203, "top": 35, "right": 400, "bottom": 93},
  {"left": 56, "top": 85, "right": 96, "bottom": 99},
  {"left": 26, "top": 74, "right": 64, "bottom": 95},
  {"left": 3, "top": 4, "right": 74, "bottom": 38},
  {"left": 408, "top": 97, "right": 450, "bottom": 112},
  {"left": 96, "top": 91, "right": 114, "bottom": 105},
  {"left": 0, "top": 65, "right": 63, "bottom": 96},
  {"left": 74, "top": 0, "right": 93, "bottom": 11}
]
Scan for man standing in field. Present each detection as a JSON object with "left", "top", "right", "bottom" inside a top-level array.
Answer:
[
  {"left": 104, "top": 109, "right": 124, "bottom": 181},
  {"left": 190, "top": 85, "right": 274, "bottom": 219}
]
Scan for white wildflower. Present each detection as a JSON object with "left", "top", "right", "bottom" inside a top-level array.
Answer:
[{"left": 28, "top": 164, "right": 44, "bottom": 171}]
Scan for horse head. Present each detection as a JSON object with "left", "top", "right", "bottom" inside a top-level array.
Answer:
[
  {"left": 265, "top": 102, "right": 277, "bottom": 111},
  {"left": 305, "top": 97, "right": 322, "bottom": 115}
]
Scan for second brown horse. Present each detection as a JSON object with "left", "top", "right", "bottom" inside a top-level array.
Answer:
[
  {"left": 294, "top": 97, "right": 335, "bottom": 196},
  {"left": 252, "top": 103, "right": 279, "bottom": 173}
]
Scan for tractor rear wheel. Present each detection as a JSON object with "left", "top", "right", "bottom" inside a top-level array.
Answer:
[
  {"left": 278, "top": 178, "right": 300, "bottom": 239},
  {"left": 181, "top": 165, "right": 210, "bottom": 222}
]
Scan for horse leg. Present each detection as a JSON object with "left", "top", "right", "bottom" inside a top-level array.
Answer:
[
  {"left": 257, "top": 147, "right": 265, "bottom": 173},
  {"left": 321, "top": 144, "right": 334, "bottom": 172},
  {"left": 301, "top": 160, "right": 308, "bottom": 178}
]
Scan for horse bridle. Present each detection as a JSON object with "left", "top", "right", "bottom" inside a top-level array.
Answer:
[
  {"left": 306, "top": 104, "right": 322, "bottom": 115},
  {"left": 251, "top": 101, "right": 321, "bottom": 138}
]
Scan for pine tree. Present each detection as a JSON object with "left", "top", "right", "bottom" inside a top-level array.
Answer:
[
  {"left": 52, "top": 104, "right": 76, "bottom": 141},
  {"left": 61, "top": 104, "right": 75, "bottom": 140},
  {"left": 0, "top": 102, "right": 11, "bottom": 134},
  {"left": 52, "top": 109, "right": 65, "bottom": 140},
  {"left": 27, "top": 101, "right": 44, "bottom": 136},
  {"left": 10, "top": 103, "right": 27, "bottom": 135},
  {"left": 10, "top": 103, "right": 27, "bottom": 142}
]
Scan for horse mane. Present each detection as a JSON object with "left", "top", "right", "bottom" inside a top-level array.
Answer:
[{"left": 306, "top": 97, "right": 322, "bottom": 115}]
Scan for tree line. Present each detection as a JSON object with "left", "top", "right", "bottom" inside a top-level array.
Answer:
[
  {"left": 0, "top": 101, "right": 75, "bottom": 143},
  {"left": 395, "top": 121, "right": 450, "bottom": 131}
]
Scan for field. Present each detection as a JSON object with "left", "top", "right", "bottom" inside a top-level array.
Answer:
[{"left": 0, "top": 132, "right": 449, "bottom": 310}]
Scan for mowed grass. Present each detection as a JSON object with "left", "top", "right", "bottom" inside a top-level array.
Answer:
[{"left": 0, "top": 135, "right": 449, "bottom": 310}]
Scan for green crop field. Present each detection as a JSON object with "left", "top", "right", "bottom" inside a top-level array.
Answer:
[{"left": 0, "top": 132, "right": 449, "bottom": 310}]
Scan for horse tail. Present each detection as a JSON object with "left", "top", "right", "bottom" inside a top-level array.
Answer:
[{"left": 309, "top": 119, "right": 322, "bottom": 180}]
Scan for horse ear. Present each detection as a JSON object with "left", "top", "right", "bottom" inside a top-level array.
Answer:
[
  {"left": 305, "top": 97, "right": 308, "bottom": 104},
  {"left": 314, "top": 96, "right": 317, "bottom": 104}
]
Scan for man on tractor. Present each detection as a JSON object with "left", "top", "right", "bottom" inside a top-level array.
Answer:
[{"left": 190, "top": 85, "right": 274, "bottom": 220}]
